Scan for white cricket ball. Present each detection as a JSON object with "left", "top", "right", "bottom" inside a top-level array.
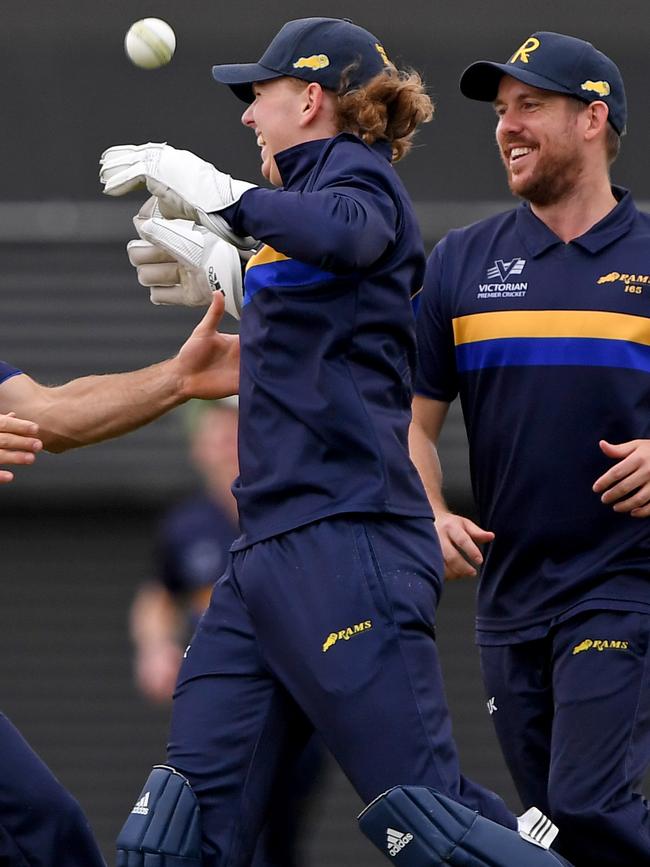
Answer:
[{"left": 124, "top": 18, "right": 176, "bottom": 70}]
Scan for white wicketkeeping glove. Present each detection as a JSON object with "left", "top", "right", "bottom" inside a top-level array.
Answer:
[
  {"left": 127, "top": 200, "right": 248, "bottom": 319},
  {"left": 100, "top": 142, "right": 258, "bottom": 251}
]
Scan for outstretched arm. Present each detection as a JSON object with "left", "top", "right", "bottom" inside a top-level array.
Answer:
[
  {"left": 410, "top": 395, "right": 494, "bottom": 579},
  {"left": 0, "top": 294, "right": 239, "bottom": 453}
]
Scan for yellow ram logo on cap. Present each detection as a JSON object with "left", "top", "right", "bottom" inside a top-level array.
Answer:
[
  {"left": 581, "top": 80, "right": 611, "bottom": 97},
  {"left": 509, "top": 36, "right": 540, "bottom": 64},
  {"left": 375, "top": 43, "right": 391, "bottom": 66},
  {"left": 293, "top": 54, "right": 330, "bottom": 71}
]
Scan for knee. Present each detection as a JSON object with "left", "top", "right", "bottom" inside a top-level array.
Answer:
[
  {"left": 32, "top": 780, "right": 91, "bottom": 838},
  {"left": 17, "top": 778, "right": 97, "bottom": 861}
]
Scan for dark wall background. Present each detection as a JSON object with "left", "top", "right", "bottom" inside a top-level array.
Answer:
[
  {"left": 1, "top": 2, "right": 648, "bottom": 863},
  {"left": 2, "top": 0, "right": 650, "bottom": 203}
]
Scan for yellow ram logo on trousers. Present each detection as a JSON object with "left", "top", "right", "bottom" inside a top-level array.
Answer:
[
  {"left": 572, "top": 639, "right": 629, "bottom": 655},
  {"left": 322, "top": 620, "right": 373, "bottom": 652}
]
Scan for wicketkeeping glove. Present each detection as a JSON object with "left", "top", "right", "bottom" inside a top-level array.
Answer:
[
  {"left": 127, "top": 200, "right": 247, "bottom": 319},
  {"left": 100, "top": 142, "right": 258, "bottom": 251}
]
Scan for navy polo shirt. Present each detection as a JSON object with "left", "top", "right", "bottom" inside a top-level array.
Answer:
[
  {"left": 416, "top": 188, "right": 650, "bottom": 641},
  {"left": 223, "top": 133, "right": 432, "bottom": 549},
  {"left": 157, "top": 495, "right": 239, "bottom": 595},
  {"left": 0, "top": 361, "right": 21, "bottom": 385}
]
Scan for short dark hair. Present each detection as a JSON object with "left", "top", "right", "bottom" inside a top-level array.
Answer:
[
  {"left": 567, "top": 96, "right": 621, "bottom": 166},
  {"left": 605, "top": 122, "right": 621, "bottom": 165}
]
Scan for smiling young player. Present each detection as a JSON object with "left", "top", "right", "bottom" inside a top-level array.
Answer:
[{"left": 102, "top": 18, "right": 576, "bottom": 867}]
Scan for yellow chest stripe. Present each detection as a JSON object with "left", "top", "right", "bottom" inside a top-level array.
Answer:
[
  {"left": 246, "top": 244, "right": 290, "bottom": 271},
  {"left": 453, "top": 310, "right": 650, "bottom": 347}
]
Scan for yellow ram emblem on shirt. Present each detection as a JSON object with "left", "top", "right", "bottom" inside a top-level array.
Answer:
[
  {"left": 293, "top": 54, "right": 330, "bottom": 71},
  {"left": 581, "top": 80, "right": 611, "bottom": 97}
]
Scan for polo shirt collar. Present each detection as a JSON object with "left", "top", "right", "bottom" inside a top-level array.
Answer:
[{"left": 515, "top": 186, "right": 636, "bottom": 257}]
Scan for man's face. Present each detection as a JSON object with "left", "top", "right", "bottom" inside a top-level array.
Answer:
[
  {"left": 191, "top": 408, "right": 239, "bottom": 490},
  {"left": 241, "top": 77, "right": 311, "bottom": 186},
  {"left": 494, "top": 76, "right": 587, "bottom": 206}
]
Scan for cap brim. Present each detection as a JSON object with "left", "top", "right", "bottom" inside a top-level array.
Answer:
[
  {"left": 211, "top": 62, "right": 281, "bottom": 103},
  {"left": 460, "top": 60, "right": 575, "bottom": 102}
]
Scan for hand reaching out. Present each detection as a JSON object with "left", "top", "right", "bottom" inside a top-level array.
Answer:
[{"left": 0, "top": 413, "right": 42, "bottom": 484}]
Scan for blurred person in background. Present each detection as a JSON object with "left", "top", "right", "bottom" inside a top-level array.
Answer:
[
  {"left": 131, "top": 399, "right": 325, "bottom": 867},
  {"left": 0, "top": 296, "right": 238, "bottom": 867},
  {"left": 131, "top": 399, "right": 240, "bottom": 705}
]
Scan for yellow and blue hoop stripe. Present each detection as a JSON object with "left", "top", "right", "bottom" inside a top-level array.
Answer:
[
  {"left": 244, "top": 244, "right": 336, "bottom": 304},
  {"left": 453, "top": 310, "right": 650, "bottom": 373}
]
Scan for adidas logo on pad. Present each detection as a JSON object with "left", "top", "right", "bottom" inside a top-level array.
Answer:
[
  {"left": 386, "top": 827, "right": 413, "bottom": 857},
  {"left": 131, "top": 792, "right": 150, "bottom": 815},
  {"left": 517, "top": 807, "right": 558, "bottom": 850}
]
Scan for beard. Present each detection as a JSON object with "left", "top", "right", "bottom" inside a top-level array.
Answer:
[{"left": 502, "top": 140, "right": 585, "bottom": 207}]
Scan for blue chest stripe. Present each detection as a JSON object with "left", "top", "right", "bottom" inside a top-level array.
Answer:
[
  {"left": 244, "top": 259, "right": 336, "bottom": 305},
  {"left": 457, "top": 337, "right": 650, "bottom": 374}
]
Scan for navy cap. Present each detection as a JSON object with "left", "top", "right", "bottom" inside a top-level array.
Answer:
[
  {"left": 211, "top": 17, "right": 392, "bottom": 103},
  {"left": 460, "top": 31, "right": 627, "bottom": 135}
]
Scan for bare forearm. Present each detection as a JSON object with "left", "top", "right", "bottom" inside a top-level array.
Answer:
[
  {"left": 0, "top": 297, "right": 239, "bottom": 454},
  {"left": 32, "top": 358, "right": 187, "bottom": 452},
  {"left": 130, "top": 584, "right": 182, "bottom": 649},
  {"left": 409, "top": 419, "right": 450, "bottom": 515}
]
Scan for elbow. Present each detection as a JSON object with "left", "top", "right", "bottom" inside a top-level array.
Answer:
[
  {"left": 40, "top": 430, "right": 78, "bottom": 453},
  {"left": 42, "top": 440, "right": 70, "bottom": 454},
  {"left": 318, "top": 226, "right": 391, "bottom": 272}
]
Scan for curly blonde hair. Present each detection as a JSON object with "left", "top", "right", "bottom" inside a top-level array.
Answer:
[{"left": 334, "top": 66, "right": 434, "bottom": 162}]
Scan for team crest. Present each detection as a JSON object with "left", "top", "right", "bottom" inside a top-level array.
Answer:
[
  {"left": 477, "top": 257, "right": 528, "bottom": 299},
  {"left": 597, "top": 271, "right": 649, "bottom": 295},
  {"left": 572, "top": 639, "right": 629, "bottom": 655},
  {"left": 581, "top": 80, "right": 611, "bottom": 97},
  {"left": 293, "top": 54, "right": 330, "bottom": 70},
  {"left": 375, "top": 43, "right": 391, "bottom": 66},
  {"left": 322, "top": 620, "right": 373, "bottom": 652},
  {"left": 509, "top": 36, "right": 540, "bottom": 65},
  {"left": 487, "top": 258, "right": 526, "bottom": 280}
]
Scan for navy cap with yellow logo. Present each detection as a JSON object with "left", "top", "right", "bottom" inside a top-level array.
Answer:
[
  {"left": 211, "top": 17, "right": 391, "bottom": 103},
  {"left": 460, "top": 31, "right": 627, "bottom": 135}
]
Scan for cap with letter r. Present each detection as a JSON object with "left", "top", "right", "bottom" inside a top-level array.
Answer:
[
  {"left": 211, "top": 17, "right": 392, "bottom": 103},
  {"left": 460, "top": 31, "right": 627, "bottom": 135}
]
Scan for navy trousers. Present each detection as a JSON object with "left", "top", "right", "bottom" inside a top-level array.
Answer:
[
  {"left": 480, "top": 609, "right": 650, "bottom": 867},
  {"left": 0, "top": 713, "right": 105, "bottom": 866},
  {"left": 168, "top": 516, "right": 516, "bottom": 867}
]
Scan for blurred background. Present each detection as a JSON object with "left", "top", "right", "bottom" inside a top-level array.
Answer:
[{"left": 1, "top": 1, "right": 648, "bottom": 863}]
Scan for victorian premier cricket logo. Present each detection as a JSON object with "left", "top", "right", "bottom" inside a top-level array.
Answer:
[{"left": 478, "top": 258, "right": 528, "bottom": 299}]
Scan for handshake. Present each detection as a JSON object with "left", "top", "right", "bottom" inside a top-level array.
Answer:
[{"left": 99, "top": 142, "right": 259, "bottom": 319}]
